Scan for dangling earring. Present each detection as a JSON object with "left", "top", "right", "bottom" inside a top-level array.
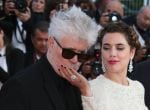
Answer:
[
  {"left": 101, "top": 58, "right": 106, "bottom": 73},
  {"left": 128, "top": 59, "right": 133, "bottom": 73}
]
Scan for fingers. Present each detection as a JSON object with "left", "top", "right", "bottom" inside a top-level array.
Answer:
[
  {"left": 58, "top": 65, "right": 88, "bottom": 87},
  {"left": 58, "top": 65, "right": 92, "bottom": 96},
  {"left": 58, "top": 65, "right": 82, "bottom": 83},
  {"left": 26, "top": 7, "right": 31, "bottom": 15},
  {"left": 14, "top": 7, "right": 31, "bottom": 22},
  {"left": 58, "top": 65, "right": 93, "bottom": 96},
  {"left": 59, "top": 65, "right": 75, "bottom": 82}
]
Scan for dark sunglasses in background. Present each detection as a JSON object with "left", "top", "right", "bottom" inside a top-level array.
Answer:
[{"left": 54, "top": 38, "right": 92, "bottom": 63}]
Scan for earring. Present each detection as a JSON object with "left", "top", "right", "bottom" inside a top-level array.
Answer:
[
  {"left": 101, "top": 59, "right": 106, "bottom": 73},
  {"left": 128, "top": 59, "right": 133, "bottom": 73}
]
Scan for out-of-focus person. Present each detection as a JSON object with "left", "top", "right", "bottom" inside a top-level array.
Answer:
[
  {"left": 94, "top": 0, "right": 117, "bottom": 21},
  {"left": 22, "top": 0, "right": 50, "bottom": 52},
  {"left": 59, "top": 22, "right": 148, "bottom": 110},
  {"left": 0, "top": 0, "right": 50, "bottom": 53},
  {"left": 76, "top": 0, "right": 96, "bottom": 18},
  {"left": 79, "top": 45, "right": 103, "bottom": 80},
  {"left": 0, "top": 0, "right": 30, "bottom": 53},
  {"left": 97, "top": 0, "right": 124, "bottom": 27},
  {"left": 132, "top": 59, "right": 150, "bottom": 109},
  {"left": 0, "top": 21, "right": 24, "bottom": 88},
  {"left": 79, "top": 58, "right": 102, "bottom": 80},
  {"left": 80, "top": 60, "right": 94, "bottom": 80},
  {"left": 24, "top": 21, "right": 49, "bottom": 68},
  {"left": 123, "top": 6, "right": 150, "bottom": 63},
  {"left": 0, "top": 6, "right": 99, "bottom": 110},
  {"left": 49, "top": 0, "right": 76, "bottom": 22},
  {"left": 28, "top": 0, "right": 50, "bottom": 22}
]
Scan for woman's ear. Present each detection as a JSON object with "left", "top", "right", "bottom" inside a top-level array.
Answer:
[{"left": 130, "top": 48, "right": 136, "bottom": 59}]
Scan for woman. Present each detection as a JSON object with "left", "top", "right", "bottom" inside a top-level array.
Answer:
[
  {"left": 58, "top": 22, "right": 148, "bottom": 110},
  {"left": 29, "top": 0, "right": 49, "bottom": 21},
  {"left": 20, "top": 0, "right": 49, "bottom": 52}
]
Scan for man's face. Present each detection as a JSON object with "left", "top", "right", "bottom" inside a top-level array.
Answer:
[
  {"left": 48, "top": 36, "right": 89, "bottom": 71},
  {"left": 32, "top": 29, "right": 48, "bottom": 56},
  {"left": 99, "top": 1, "right": 123, "bottom": 26},
  {"left": 137, "top": 8, "right": 150, "bottom": 31},
  {"left": 104, "top": 1, "right": 123, "bottom": 17}
]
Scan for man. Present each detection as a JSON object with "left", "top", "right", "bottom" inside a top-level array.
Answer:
[
  {"left": 24, "top": 21, "right": 49, "bottom": 68},
  {"left": 133, "top": 59, "right": 150, "bottom": 109},
  {"left": 98, "top": 0, "right": 124, "bottom": 27},
  {"left": 0, "top": 6, "right": 99, "bottom": 110},
  {"left": 0, "top": 21, "right": 24, "bottom": 87},
  {"left": 123, "top": 6, "right": 150, "bottom": 62},
  {"left": 1, "top": 0, "right": 30, "bottom": 53}
]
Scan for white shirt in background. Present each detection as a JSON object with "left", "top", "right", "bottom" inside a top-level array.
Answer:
[
  {"left": 12, "top": 18, "right": 26, "bottom": 53},
  {"left": 0, "top": 46, "right": 8, "bottom": 72}
]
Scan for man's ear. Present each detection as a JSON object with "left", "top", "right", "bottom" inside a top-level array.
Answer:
[
  {"left": 47, "top": 37, "right": 55, "bottom": 47},
  {"left": 0, "top": 30, "right": 4, "bottom": 38}
]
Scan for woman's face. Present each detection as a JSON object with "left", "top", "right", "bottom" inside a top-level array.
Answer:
[
  {"left": 101, "top": 32, "right": 135, "bottom": 73},
  {"left": 31, "top": 0, "right": 46, "bottom": 13}
]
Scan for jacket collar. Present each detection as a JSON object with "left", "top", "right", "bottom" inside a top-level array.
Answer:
[{"left": 38, "top": 56, "right": 66, "bottom": 110}]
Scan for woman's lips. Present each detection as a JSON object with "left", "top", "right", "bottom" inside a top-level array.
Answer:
[{"left": 108, "top": 60, "right": 119, "bottom": 65}]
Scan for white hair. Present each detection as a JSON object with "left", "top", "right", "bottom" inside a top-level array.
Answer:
[{"left": 49, "top": 6, "right": 99, "bottom": 48}]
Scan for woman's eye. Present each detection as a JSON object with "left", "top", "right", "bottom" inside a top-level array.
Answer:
[
  {"left": 117, "top": 48, "right": 124, "bottom": 51},
  {"left": 103, "top": 47, "right": 110, "bottom": 50}
]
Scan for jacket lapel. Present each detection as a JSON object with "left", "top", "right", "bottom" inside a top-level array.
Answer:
[{"left": 6, "top": 46, "right": 11, "bottom": 74}]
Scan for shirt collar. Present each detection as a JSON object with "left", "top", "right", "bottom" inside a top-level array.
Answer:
[{"left": 0, "top": 46, "right": 6, "bottom": 56}]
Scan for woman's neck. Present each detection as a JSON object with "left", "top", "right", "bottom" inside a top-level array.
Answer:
[{"left": 104, "top": 72, "right": 129, "bottom": 86}]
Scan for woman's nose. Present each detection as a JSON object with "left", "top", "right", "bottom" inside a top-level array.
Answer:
[{"left": 110, "top": 49, "right": 117, "bottom": 57}]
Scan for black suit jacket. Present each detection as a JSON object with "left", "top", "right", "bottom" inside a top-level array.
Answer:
[
  {"left": 0, "top": 57, "right": 83, "bottom": 110},
  {"left": 0, "top": 47, "right": 24, "bottom": 83},
  {"left": 133, "top": 59, "right": 150, "bottom": 109},
  {"left": 24, "top": 52, "right": 44, "bottom": 68},
  {"left": 24, "top": 52, "right": 35, "bottom": 68}
]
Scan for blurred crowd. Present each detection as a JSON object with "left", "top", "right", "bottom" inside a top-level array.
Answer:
[{"left": 0, "top": 0, "right": 150, "bottom": 108}]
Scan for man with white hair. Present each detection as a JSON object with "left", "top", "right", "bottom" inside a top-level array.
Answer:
[{"left": 0, "top": 6, "right": 99, "bottom": 110}]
